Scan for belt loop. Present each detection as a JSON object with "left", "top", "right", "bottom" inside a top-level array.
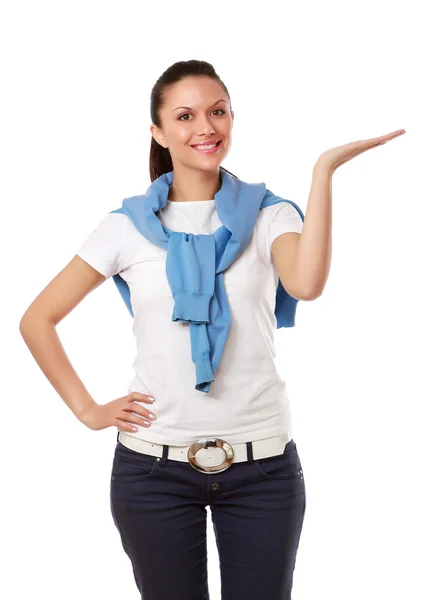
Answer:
[
  {"left": 246, "top": 441, "right": 254, "bottom": 462},
  {"left": 160, "top": 443, "right": 169, "bottom": 467}
]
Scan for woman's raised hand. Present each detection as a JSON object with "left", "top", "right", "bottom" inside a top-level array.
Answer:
[
  {"left": 317, "top": 129, "right": 406, "bottom": 172},
  {"left": 79, "top": 392, "right": 156, "bottom": 433}
]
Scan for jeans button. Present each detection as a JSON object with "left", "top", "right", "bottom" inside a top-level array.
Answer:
[{"left": 212, "top": 483, "right": 219, "bottom": 490}]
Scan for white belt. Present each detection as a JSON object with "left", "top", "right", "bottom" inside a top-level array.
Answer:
[{"left": 118, "top": 430, "right": 292, "bottom": 475}]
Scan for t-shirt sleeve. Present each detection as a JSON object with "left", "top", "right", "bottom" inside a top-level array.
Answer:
[
  {"left": 268, "top": 202, "right": 303, "bottom": 250},
  {"left": 75, "top": 213, "right": 128, "bottom": 278}
]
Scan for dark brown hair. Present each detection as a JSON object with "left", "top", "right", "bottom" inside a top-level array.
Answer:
[{"left": 149, "top": 59, "right": 238, "bottom": 182}]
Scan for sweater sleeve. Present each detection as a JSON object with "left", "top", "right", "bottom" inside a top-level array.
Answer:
[
  {"left": 75, "top": 213, "right": 128, "bottom": 278},
  {"left": 267, "top": 202, "right": 303, "bottom": 252}
]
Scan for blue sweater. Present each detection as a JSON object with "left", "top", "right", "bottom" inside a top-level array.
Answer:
[{"left": 110, "top": 169, "right": 304, "bottom": 393}]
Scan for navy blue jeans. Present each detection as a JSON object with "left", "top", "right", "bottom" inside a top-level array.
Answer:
[{"left": 110, "top": 434, "right": 306, "bottom": 600}]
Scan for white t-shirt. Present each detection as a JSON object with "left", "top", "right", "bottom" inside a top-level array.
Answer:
[{"left": 76, "top": 196, "right": 303, "bottom": 446}]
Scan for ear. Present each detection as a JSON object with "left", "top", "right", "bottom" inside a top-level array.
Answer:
[
  {"left": 150, "top": 123, "right": 168, "bottom": 149},
  {"left": 231, "top": 111, "right": 234, "bottom": 126}
]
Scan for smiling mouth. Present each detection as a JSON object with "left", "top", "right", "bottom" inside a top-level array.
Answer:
[
  {"left": 192, "top": 140, "right": 221, "bottom": 147},
  {"left": 191, "top": 140, "right": 222, "bottom": 152}
]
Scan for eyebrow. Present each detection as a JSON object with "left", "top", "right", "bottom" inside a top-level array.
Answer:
[{"left": 172, "top": 99, "right": 227, "bottom": 112}]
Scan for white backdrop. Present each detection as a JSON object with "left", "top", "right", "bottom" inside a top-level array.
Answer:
[{"left": 2, "top": 0, "right": 440, "bottom": 598}]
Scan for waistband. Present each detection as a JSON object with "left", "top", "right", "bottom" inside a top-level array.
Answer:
[{"left": 118, "top": 430, "right": 292, "bottom": 467}]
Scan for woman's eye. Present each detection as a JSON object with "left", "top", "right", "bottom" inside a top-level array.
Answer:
[{"left": 178, "top": 109, "right": 225, "bottom": 121}]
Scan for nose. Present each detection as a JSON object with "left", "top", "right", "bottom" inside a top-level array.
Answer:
[{"left": 199, "top": 118, "right": 215, "bottom": 137}]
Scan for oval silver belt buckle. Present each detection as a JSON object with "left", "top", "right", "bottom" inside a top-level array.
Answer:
[{"left": 187, "top": 437, "right": 234, "bottom": 474}]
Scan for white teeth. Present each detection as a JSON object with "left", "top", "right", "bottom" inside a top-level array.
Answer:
[{"left": 193, "top": 142, "right": 218, "bottom": 150}]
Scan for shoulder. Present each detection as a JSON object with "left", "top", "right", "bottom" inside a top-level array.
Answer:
[
  {"left": 83, "top": 212, "right": 129, "bottom": 237},
  {"left": 75, "top": 212, "right": 130, "bottom": 278},
  {"left": 267, "top": 201, "right": 303, "bottom": 223}
]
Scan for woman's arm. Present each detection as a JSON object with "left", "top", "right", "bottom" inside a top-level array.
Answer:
[
  {"left": 272, "top": 128, "right": 406, "bottom": 300},
  {"left": 19, "top": 256, "right": 106, "bottom": 422},
  {"left": 271, "top": 160, "right": 333, "bottom": 300}
]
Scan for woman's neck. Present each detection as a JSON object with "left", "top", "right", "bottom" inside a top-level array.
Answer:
[{"left": 168, "top": 168, "right": 221, "bottom": 202}]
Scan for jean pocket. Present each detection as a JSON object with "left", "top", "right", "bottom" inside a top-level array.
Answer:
[
  {"left": 111, "top": 441, "right": 159, "bottom": 483},
  {"left": 253, "top": 439, "right": 304, "bottom": 480}
]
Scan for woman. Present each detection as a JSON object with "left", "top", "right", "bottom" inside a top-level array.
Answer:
[{"left": 19, "top": 59, "right": 405, "bottom": 599}]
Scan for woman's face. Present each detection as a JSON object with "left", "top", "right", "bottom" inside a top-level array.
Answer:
[{"left": 151, "top": 75, "right": 234, "bottom": 173}]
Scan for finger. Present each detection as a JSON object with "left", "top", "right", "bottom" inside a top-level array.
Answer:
[
  {"left": 128, "top": 392, "right": 155, "bottom": 404},
  {"left": 358, "top": 140, "right": 387, "bottom": 154},
  {"left": 119, "top": 411, "right": 154, "bottom": 427},
  {"left": 357, "top": 138, "right": 388, "bottom": 151},
  {"left": 351, "top": 138, "right": 390, "bottom": 159},
  {"left": 115, "top": 418, "right": 140, "bottom": 433},
  {"left": 364, "top": 129, "right": 405, "bottom": 146},
  {"left": 124, "top": 401, "right": 156, "bottom": 420}
]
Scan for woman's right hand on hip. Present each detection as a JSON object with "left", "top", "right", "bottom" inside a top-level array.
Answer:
[{"left": 79, "top": 392, "right": 156, "bottom": 432}]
